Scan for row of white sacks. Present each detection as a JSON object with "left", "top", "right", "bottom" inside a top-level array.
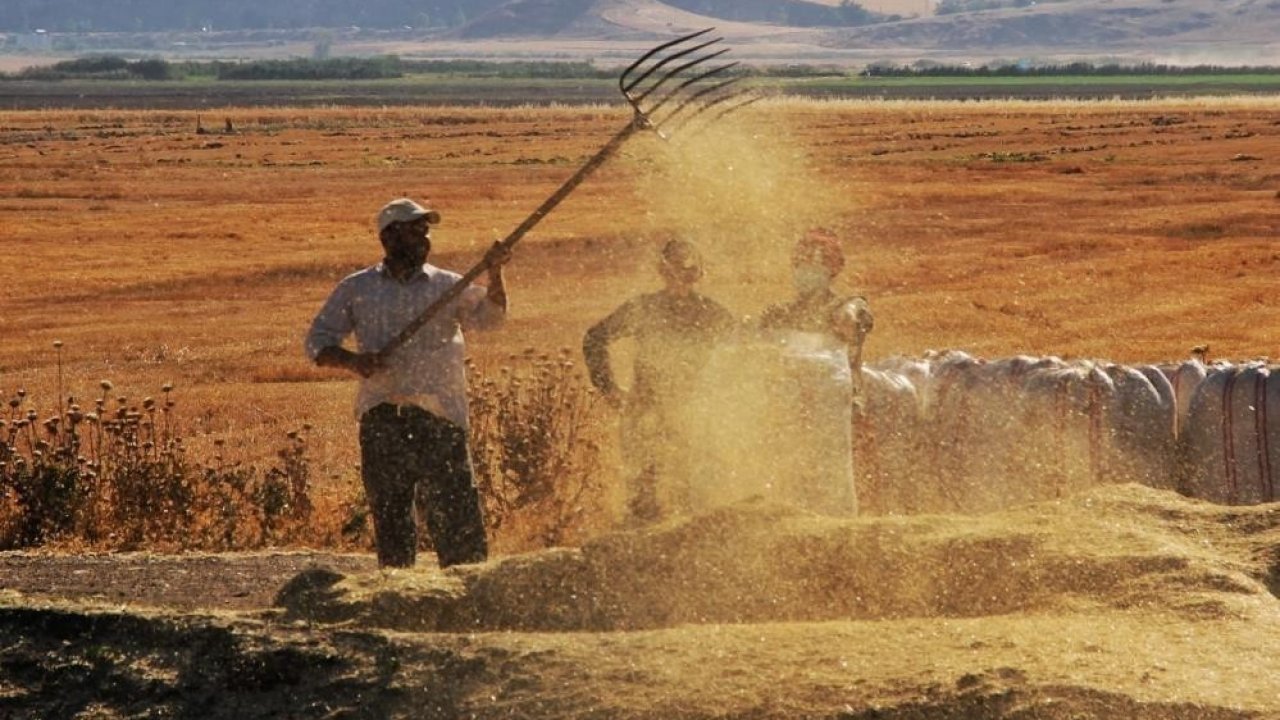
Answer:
[{"left": 854, "top": 351, "right": 1279, "bottom": 514}]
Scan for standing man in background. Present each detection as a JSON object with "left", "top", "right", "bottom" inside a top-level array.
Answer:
[
  {"left": 306, "top": 198, "right": 511, "bottom": 569},
  {"left": 583, "top": 238, "right": 735, "bottom": 525},
  {"left": 757, "top": 227, "right": 873, "bottom": 516},
  {"left": 759, "top": 228, "right": 874, "bottom": 355}
]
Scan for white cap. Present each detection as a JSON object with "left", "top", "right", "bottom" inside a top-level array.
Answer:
[{"left": 377, "top": 198, "right": 441, "bottom": 232}]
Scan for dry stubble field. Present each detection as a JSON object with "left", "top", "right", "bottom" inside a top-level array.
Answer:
[
  {"left": 2, "top": 98, "right": 1278, "bottom": 485},
  {"left": 2, "top": 98, "right": 1280, "bottom": 718}
]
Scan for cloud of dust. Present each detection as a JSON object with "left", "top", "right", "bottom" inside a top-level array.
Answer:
[
  {"left": 593, "top": 108, "right": 862, "bottom": 524},
  {"left": 629, "top": 109, "right": 845, "bottom": 311},
  {"left": 278, "top": 483, "right": 1278, "bottom": 633},
  {"left": 1144, "top": 44, "right": 1280, "bottom": 68}
]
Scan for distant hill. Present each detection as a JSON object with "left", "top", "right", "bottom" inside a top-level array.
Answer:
[
  {"left": 0, "top": 0, "right": 895, "bottom": 34},
  {"left": 819, "top": 0, "right": 1280, "bottom": 55},
  {"left": 2, "top": 0, "right": 1276, "bottom": 62},
  {"left": 455, "top": 0, "right": 1280, "bottom": 60},
  {"left": 453, "top": 0, "right": 895, "bottom": 39},
  {"left": 0, "top": 1, "right": 508, "bottom": 32}
]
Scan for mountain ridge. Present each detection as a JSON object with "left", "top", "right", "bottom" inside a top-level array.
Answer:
[{"left": 2, "top": 0, "right": 1276, "bottom": 64}]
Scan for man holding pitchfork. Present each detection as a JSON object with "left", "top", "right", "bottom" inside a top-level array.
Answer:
[{"left": 305, "top": 198, "right": 511, "bottom": 569}]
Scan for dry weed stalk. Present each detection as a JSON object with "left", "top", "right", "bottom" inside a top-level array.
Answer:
[
  {"left": 467, "top": 348, "right": 607, "bottom": 550},
  {"left": 0, "top": 345, "right": 610, "bottom": 556},
  {"left": 0, "top": 346, "right": 315, "bottom": 550}
]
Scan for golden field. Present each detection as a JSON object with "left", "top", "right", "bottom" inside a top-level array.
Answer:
[
  {"left": 2, "top": 97, "right": 1278, "bottom": 496},
  {"left": 3, "top": 96, "right": 1280, "bottom": 718}
]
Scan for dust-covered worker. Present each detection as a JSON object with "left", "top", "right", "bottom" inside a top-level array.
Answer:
[
  {"left": 305, "top": 198, "right": 511, "bottom": 569},
  {"left": 583, "top": 238, "right": 735, "bottom": 524},
  {"left": 756, "top": 228, "right": 873, "bottom": 515},
  {"left": 759, "top": 228, "right": 873, "bottom": 348}
]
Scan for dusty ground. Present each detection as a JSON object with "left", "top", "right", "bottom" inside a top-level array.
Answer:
[{"left": 2, "top": 484, "right": 1279, "bottom": 718}]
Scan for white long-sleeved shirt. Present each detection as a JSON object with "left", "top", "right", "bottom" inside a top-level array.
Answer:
[{"left": 305, "top": 262, "right": 505, "bottom": 427}]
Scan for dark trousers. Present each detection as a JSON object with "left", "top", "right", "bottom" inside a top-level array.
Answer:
[{"left": 359, "top": 403, "right": 488, "bottom": 569}]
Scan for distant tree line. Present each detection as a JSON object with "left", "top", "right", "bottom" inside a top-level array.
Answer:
[
  {"left": 863, "top": 62, "right": 1280, "bottom": 77},
  {"left": 3, "top": 54, "right": 174, "bottom": 79},
  {"left": 216, "top": 56, "right": 403, "bottom": 80},
  {"left": 0, "top": 55, "right": 407, "bottom": 80},
  {"left": 0, "top": 55, "right": 673, "bottom": 81},
  {"left": 397, "top": 59, "right": 613, "bottom": 78},
  {"left": 13, "top": 56, "right": 1277, "bottom": 83},
  {"left": 1, "top": 55, "right": 877, "bottom": 82},
  {"left": 394, "top": 60, "right": 842, "bottom": 79}
]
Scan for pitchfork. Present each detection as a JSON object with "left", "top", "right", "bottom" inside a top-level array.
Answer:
[{"left": 373, "top": 28, "right": 756, "bottom": 362}]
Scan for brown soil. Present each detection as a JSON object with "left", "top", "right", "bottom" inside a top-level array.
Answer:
[
  {"left": 3, "top": 484, "right": 1279, "bottom": 719},
  {"left": 0, "top": 552, "right": 374, "bottom": 613}
]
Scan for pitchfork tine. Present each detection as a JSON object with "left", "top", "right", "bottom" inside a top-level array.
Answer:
[
  {"left": 624, "top": 38, "right": 723, "bottom": 98},
  {"left": 619, "top": 27, "right": 715, "bottom": 97},
  {"left": 705, "top": 92, "right": 765, "bottom": 123},
  {"left": 654, "top": 76, "right": 744, "bottom": 130},
  {"left": 631, "top": 47, "right": 731, "bottom": 105},
  {"left": 666, "top": 90, "right": 763, "bottom": 136},
  {"left": 643, "top": 61, "right": 739, "bottom": 117}
]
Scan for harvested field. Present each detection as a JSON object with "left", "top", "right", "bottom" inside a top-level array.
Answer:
[
  {"left": 4, "top": 99, "right": 1277, "bottom": 467},
  {"left": 1, "top": 97, "right": 1279, "bottom": 718}
]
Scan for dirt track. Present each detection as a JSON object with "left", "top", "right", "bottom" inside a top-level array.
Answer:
[{"left": 0, "top": 551, "right": 373, "bottom": 613}]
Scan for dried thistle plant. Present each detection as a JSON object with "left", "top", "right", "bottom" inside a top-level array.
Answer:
[
  {"left": 0, "top": 345, "right": 317, "bottom": 551},
  {"left": 466, "top": 347, "right": 607, "bottom": 550}
]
